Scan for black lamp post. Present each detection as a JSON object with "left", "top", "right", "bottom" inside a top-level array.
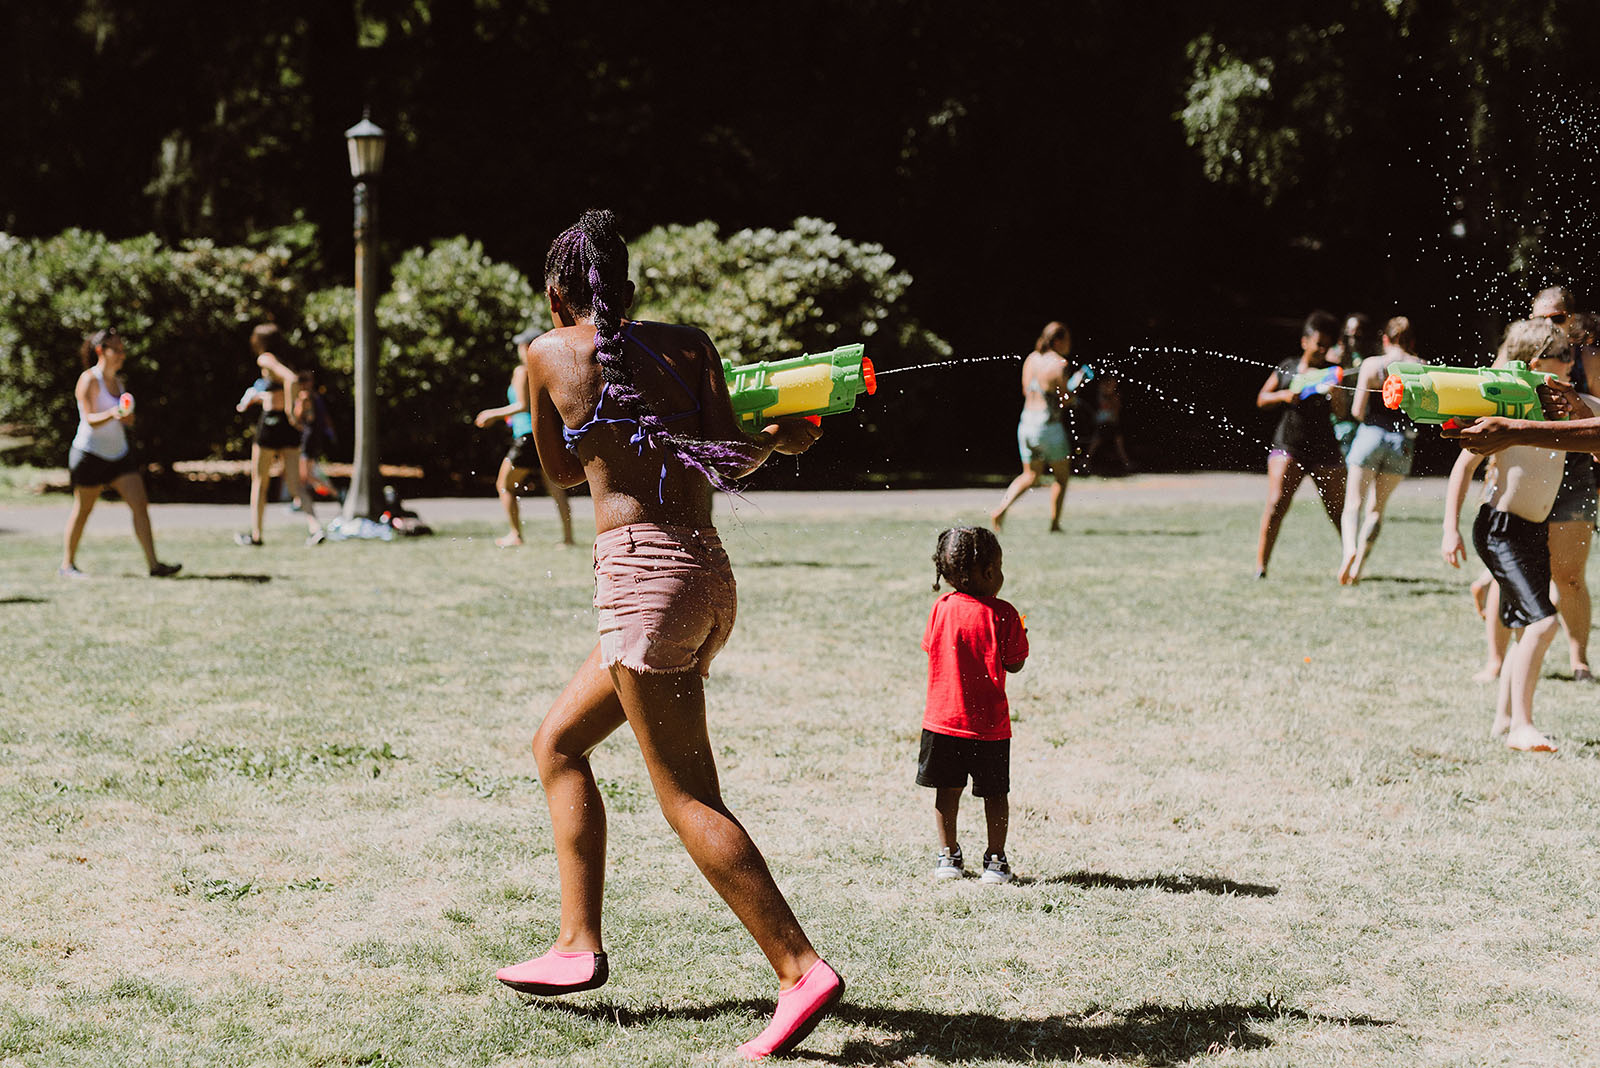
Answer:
[{"left": 343, "top": 112, "right": 386, "bottom": 521}]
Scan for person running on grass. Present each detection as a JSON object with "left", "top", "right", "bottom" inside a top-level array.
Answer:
[
  {"left": 493, "top": 210, "right": 841, "bottom": 1061},
  {"left": 1254, "top": 310, "right": 1349, "bottom": 579},
  {"left": 233, "top": 324, "right": 323, "bottom": 548},
  {"left": 1338, "top": 316, "right": 1424, "bottom": 585},
  {"left": 991, "top": 321, "right": 1077, "bottom": 533},
  {"left": 919, "top": 526, "right": 1028, "bottom": 884},
  {"left": 473, "top": 328, "right": 574, "bottom": 548},
  {"left": 1440, "top": 319, "right": 1592, "bottom": 752},
  {"left": 59, "top": 328, "right": 181, "bottom": 579}
]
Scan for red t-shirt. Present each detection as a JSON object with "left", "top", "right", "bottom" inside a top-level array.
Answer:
[{"left": 921, "top": 591, "right": 1028, "bottom": 740}]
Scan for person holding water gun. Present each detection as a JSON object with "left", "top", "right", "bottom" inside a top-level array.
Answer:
[
  {"left": 1439, "top": 319, "right": 1597, "bottom": 752},
  {"left": 991, "top": 321, "right": 1079, "bottom": 533},
  {"left": 494, "top": 210, "right": 841, "bottom": 1061},
  {"left": 59, "top": 327, "right": 181, "bottom": 579},
  {"left": 1253, "top": 310, "right": 1349, "bottom": 579}
]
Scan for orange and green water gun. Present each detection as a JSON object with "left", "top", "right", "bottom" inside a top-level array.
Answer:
[
  {"left": 723, "top": 343, "right": 877, "bottom": 432},
  {"left": 1381, "top": 361, "right": 1553, "bottom": 427}
]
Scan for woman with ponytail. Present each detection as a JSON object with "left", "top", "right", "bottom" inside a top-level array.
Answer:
[
  {"left": 493, "top": 210, "right": 841, "bottom": 1060},
  {"left": 59, "top": 328, "right": 180, "bottom": 579}
]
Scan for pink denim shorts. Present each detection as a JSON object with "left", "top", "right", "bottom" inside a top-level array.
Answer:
[{"left": 593, "top": 524, "right": 738, "bottom": 677}]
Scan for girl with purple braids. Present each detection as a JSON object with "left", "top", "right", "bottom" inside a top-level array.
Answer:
[{"left": 493, "top": 210, "right": 841, "bottom": 1060}]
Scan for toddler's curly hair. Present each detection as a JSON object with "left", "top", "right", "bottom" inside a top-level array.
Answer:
[{"left": 932, "top": 526, "right": 1001, "bottom": 593}]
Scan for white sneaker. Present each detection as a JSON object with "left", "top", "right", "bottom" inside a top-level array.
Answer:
[
  {"left": 934, "top": 846, "right": 963, "bottom": 880},
  {"left": 981, "top": 852, "right": 1013, "bottom": 884}
]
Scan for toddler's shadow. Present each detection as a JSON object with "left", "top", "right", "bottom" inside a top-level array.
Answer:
[{"left": 560, "top": 997, "right": 1388, "bottom": 1063}]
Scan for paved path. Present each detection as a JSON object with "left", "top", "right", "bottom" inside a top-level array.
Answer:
[{"left": 0, "top": 472, "right": 1451, "bottom": 538}]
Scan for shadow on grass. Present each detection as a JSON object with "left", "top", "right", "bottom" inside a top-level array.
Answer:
[
  {"left": 0, "top": 595, "right": 48, "bottom": 605},
  {"left": 1022, "top": 870, "right": 1278, "bottom": 897},
  {"left": 741, "top": 560, "right": 875, "bottom": 569},
  {"left": 559, "top": 998, "right": 1390, "bottom": 1063},
  {"left": 1354, "top": 576, "right": 1458, "bottom": 595},
  {"left": 182, "top": 573, "right": 274, "bottom": 584}
]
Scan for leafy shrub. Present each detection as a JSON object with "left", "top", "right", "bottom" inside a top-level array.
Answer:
[
  {"left": 630, "top": 217, "right": 949, "bottom": 366},
  {"left": 0, "top": 230, "right": 301, "bottom": 466},
  {"left": 630, "top": 218, "right": 951, "bottom": 481},
  {"left": 296, "top": 237, "right": 546, "bottom": 477}
]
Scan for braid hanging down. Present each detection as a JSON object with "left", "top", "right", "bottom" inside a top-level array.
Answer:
[{"left": 545, "top": 210, "right": 755, "bottom": 494}]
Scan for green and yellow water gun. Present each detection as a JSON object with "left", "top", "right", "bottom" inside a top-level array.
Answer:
[
  {"left": 1381, "top": 361, "right": 1553, "bottom": 427},
  {"left": 723, "top": 343, "right": 877, "bottom": 432}
]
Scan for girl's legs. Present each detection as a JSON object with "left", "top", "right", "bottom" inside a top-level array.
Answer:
[
  {"left": 248, "top": 444, "right": 271, "bottom": 542},
  {"left": 933, "top": 787, "right": 962, "bottom": 853},
  {"left": 1342, "top": 471, "right": 1403, "bottom": 584},
  {"left": 277, "top": 447, "right": 318, "bottom": 535},
  {"left": 496, "top": 459, "right": 527, "bottom": 547},
  {"left": 1495, "top": 614, "right": 1560, "bottom": 751},
  {"left": 1548, "top": 519, "right": 1593, "bottom": 677},
  {"left": 108, "top": 471, "right": 159, "bottom": 569},
  {"left": 1338, "top": 464, "right": 1372, "bottom": 584},
  {"left": 1308, "top": 463, "right": 1347, "bottom": 532},
  {"left": 529, "top": 644, "right": 628, "bottom": 952},
  {"left": 542, "top": 471, "right": 576, "bottom": 547},
  {"left": 1255, "top": 453, "right": 1306, "bottom": 576},
  {"left": 1476, "top": 582, "right": 1509, "bottom": 682},
  {"left": 609, "top": 664, "right": 819, "bottom": 989},
  {"left": 991, "top": 462, "right": 1043, "bottom": 532},
  {"left": 61, "top": 484, "right": 101, "bottom": 570},
  {"left": 983, "top": 794, "right": 1009, "bottom": 858},
  {"left": 1046, "top": 460, "right": 1070, "bottom": 532}
]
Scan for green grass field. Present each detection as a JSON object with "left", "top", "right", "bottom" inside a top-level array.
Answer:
[{"left": 3, "top": 485, "right": 1599, "bottom": 1066}]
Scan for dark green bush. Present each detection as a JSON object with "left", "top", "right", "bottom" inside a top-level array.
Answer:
[
  {"left": 0, "top": 230, "right": 300, "bottom": 467},
  {"left": 295, "top": 237, "right": 547, "bottom": 479},
  {"left": 630, "top": 217, "right": 949, "bottom": 366}
]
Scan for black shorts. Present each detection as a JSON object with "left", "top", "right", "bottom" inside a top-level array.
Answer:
[
  {"left": 1473, "top": 504, "right": 1556, "bottom": 629},
  {"left": 256, "top": 410, "right": 301, "bottom": 450},
  {"left": 916, "top": 729, "right": 1010, "bottom": 797},
  {"left": 506, "top": 433, "right": 539, "bottom": 471},
  {"left": 68, "top": 447, "right": 139, "bottom": 487}
]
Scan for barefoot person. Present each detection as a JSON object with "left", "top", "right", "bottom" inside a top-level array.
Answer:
[
  {"left": 59, "top": 328, "right": 181, "bottom": 579},
  {"left": 1338, "top": 316, "right": 1423, "bottom": 584},
  {"left": 234, "top": 324, "right": 323, "bottom": 547},
  {"left": 1466, "top": 291, "right": 1597, "bottom": 681},
  {"left": 473, "top": 328, "right": 575, "bottom": 548},
  {"left": 991, "top": 321, "right": 1076, "bottom": 532},
  {"left": 1440, "top": 320, "right": 1591, "bottom": 752},
  {"left": 1254, "top": 310, "right": 1349, "bottom": 578},
  {"left": 493, "top": 211, "right": 841, "bottom": 1061}
]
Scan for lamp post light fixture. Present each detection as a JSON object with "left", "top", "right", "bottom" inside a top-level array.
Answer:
[{"left": 343, "top": 112, "right": 386, "bottom": 522}]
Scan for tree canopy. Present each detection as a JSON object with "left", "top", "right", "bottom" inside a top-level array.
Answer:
[{"left": 5, "top": 1, "right": 1600, "bottom": 474}]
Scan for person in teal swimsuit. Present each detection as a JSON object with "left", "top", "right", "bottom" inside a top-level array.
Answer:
[
  {"left": 991, "top": 321, "right": 1077, "bottom": 533},
  {"left": 474, "top": 328, "right": 574, "bottom": 548}
]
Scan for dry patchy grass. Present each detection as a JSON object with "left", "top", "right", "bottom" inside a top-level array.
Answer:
[{"left": 2, "top": 485, "right": 1599, "bottom": 1066}]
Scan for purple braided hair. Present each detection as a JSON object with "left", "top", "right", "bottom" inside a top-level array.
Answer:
[{"left": 545, "top": 210, "right": 754, "bottom": 492}]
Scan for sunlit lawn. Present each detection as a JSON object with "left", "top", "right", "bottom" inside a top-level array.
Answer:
[{"left": 3, "top": 483, "right": 1599, "bottom": 1066}]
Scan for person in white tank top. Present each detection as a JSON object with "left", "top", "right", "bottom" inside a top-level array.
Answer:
[{"left": 59, "top": 328, "right": 180, "bottom": 579}]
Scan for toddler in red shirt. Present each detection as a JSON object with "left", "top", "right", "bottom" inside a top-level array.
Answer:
[{"left": 918, "top": 526, "right": 1029, "bottom": 883}]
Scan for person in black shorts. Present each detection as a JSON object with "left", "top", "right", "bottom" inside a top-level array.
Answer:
[
  {"left": 1253, "top": 310, "right": 1349, "bottom": 578},
  {"left": 234, "top": 324, "right": 323, "bottom": 547},
  {"left": 472, "top": 328, "right": 574, "bottom": 548},
  {"left": 919, "top": 527, "right": 1029, "bottom": 883}
]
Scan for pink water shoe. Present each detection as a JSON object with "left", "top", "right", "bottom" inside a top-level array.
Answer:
[
  {"left": 737, "top": 959, "right": 844, "bottom": 1060},
  {"left": 495, "top": 949, "right": 609, "bottom": 996}
]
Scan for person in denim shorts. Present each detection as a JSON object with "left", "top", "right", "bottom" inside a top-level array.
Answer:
[{"left": 1339, "top": 316, "right": 1422, "bottom": 584}]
